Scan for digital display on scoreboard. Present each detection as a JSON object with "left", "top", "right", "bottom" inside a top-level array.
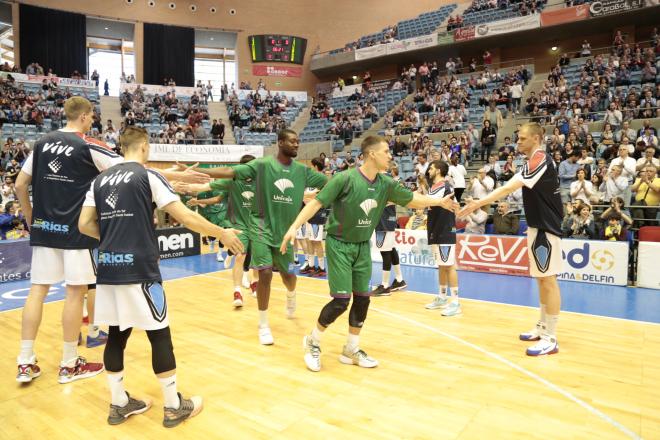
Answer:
[{"left": 248, "top": 35, "right": 307, "bottom": 64}]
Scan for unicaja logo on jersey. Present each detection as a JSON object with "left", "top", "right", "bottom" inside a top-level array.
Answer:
[
  {"left": 48, "top": 158, "right": 62, "bottom": 174},
  {"left": 359, "top": 199, "right": 378, "bottom": 216},
  {"left": 241, "top": 191, "right": 254, "bottom": 200},
  {"left": 105, "top": 188, "right": 119, "bottom": 209},
  {"left": 273, "top": 179, "right": 294, "bottom": 203}
]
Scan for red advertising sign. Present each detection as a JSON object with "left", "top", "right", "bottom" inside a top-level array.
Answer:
[
  {"left": 540, "top": 5, "right": 589, "bottom": 26},
  {"left": 252, "top": 65, "right": 303, "bottom": 78},
  {"left": 454, "top": 26, "right": 476, "bottom": 42},
  {"left": 456, "top": 234, "right": 530, "bottom": 276}
]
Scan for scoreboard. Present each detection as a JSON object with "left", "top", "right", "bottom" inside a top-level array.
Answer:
[{"left": 248, "top": 35, "right": 307, "bottom": 64}]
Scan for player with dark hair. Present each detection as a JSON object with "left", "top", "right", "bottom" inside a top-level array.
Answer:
[{"left": 281, "top": 135, "right": 458, "bottom": 372}]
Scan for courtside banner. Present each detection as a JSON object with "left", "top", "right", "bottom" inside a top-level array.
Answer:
[
  {"left": 149, "top": 144, "right": 264, "bottom": 163},
  {"left": 589, "top": 0, "right": 644, "bottom": 16},
  {"left": 475, "top": 14, "right": 541, "bottom": 38},
  {"left": 355, "top": 44, "right": 387, "bottom": 60},
  {"left": 370, "top": 230, "right": 628, "bottom": 285},
  {"left": 540, "top": 5, "right": 589, "bottom": 26},
  {"left": 157, "top": 227, "right": 201, "bottom": 260},
  {"left": 636, "top": 241, "right": 660, "bottom": 289},
  {"left": 0, "top": 239, "right": 31, "bottom": 283}
]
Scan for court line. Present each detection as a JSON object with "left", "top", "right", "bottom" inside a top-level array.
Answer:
[{"left": 200, "top": 272, "right": 642, "bottom": 440}]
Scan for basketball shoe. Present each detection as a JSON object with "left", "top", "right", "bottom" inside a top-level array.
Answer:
[
  {"left": 108, "top": 393, "right": 152, "bottom": 425},
  {"left": 526, "top": 334, "right": 559, "bottom": 356},
  {"left": 339, "top": 346, "right": 378, "bottom": 368},
  {"left": 303, "top": 335, "right": 321, "bottom": 372},
  {"left": 519, "top": 322, "right": 544, "bottom": 341},
  {"left": 163, "top": 393, "right": 203, "bottom": 428},
  {"left": 58, "top": 356, "right": 104, "bottom": 384}
]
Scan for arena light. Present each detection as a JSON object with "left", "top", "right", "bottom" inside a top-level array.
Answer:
[
  {"left": 352, "top": 75, "right": 357, "bottom": 79},
  {"left": 551, "top": 46, "right": 558, "bottom": 51}
]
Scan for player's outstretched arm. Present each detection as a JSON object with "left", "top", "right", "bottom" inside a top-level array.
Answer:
[
  {"left": 163, "top": 200, "right": 244, "bottom": 255},
  {"left": 280, "top": 199, "right": 323, "bottom": 254},
  {"left": 159, "top": 167, "right": 212, "bottom": 184},
  {"left": 407, "top": 192, "right": 459, "bottom": 211},
  {"left": 15, "top": 171, "right": 33, "bottom": 227},
  {"left": 458, "top": 178, "right": 523, "bottom": 218},
  {"left": 78, "top": 206, "right": 100, "bottom": 240},
  {"left": 171, "top": 161, "right": 236, "bottom": 179}
]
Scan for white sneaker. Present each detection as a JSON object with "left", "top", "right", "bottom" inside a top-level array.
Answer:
[
  {"left": 216, "top": 251, "right": 224, "bottom": 262},
  {"left": 258, "top": 327, "right": 274, "bottom": 345},
  {"left": 242, "top": 273, "right": 250, "bottom": 289},
  {"left": 286, "top": 293, "right": 296, "bottom": 318},
  {"left": 526, "top": 334, "right": 559, "bottom": 356},
  {"left": 339, "top": 346, "right": 378, "bottom": 368},
  {"left": 441, "top": 302, "right": 462, "bottom": 316},
  {"left": 519, "top": 321, "right": 544, "bottom": 341},
  {"left": 425, "top": 296, "right": 449, "bottom": 310},
  {"left": 303, "top": 335, "right": 321, "bottom": 372}
]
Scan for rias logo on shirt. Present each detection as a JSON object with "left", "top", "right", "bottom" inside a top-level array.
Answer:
[{"left": 273, "top": 178, "right": 294, "bottom": 203}]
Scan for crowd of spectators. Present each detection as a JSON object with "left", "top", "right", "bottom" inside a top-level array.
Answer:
[
  {"left": 333, "top": 25, "right": 398, "bottom": 54},
  {"left": 226, "top": 88, "right": 297, "bottom": 134},
  {"left": 449, "top": 0, "right": 545, "bottom": 30}
]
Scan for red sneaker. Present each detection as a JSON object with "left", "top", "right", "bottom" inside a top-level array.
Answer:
[
  {"left": 233, "top": 291, "right": 244, "bottom": 308},
  {"left": 250, "top": 282, "right": 258, "bottom": 297},
  {"left": 58, "top": 356, "right": 104, "bottom": 384},
  {"left": 312, "top": 268, "right": 327, "bottom": 277},
  {"left": 16, "top": 361, "right": 41, "bottom": 383}
]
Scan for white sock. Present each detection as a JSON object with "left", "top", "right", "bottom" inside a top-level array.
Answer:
[
  {"left": 439, "top": 285, "right": 448, "bottom": 298},
  {"left": 107, "top": 372, "right": 129, "bottom": 407},
  {"left": 346, "top": 333, "right": 360, "bottom": 352},
  {"left": 450, "top": 286, "right": 459, "bottom": 303},
  {"left": 159, "top": 375, "right": 180, "bottom": 409},
  {"left": 234, "top": 285, "right": 241, "bottom": 293},
  {"left": 82, "top": 297, "right": 88, "bottom": 319},
  {"left": 18, "top": 340, "right": 35, "bottom": 364},
  {"left": 318, "top": 257, "right": 325, "bottom": 270},
  {"left": 540, "top": 304, "right": 547, "bottom": 324},
  {"left": 393, "top": 264, "right": 403, "bottom": 282},
  {"left": 545, "top": 314, "right": 559, "bottom": 337},
  {"left": 259, "top": 310, "right": 269, "bottom": 328},
  {"left": 209, "top": 240, "right": 215, "bottom": 251},
  {"left": 311, "top": 327, "right": 323, "bottom": 344},
  {"left": 307, "top": 254, "right": 315, "bottom": 266},
  {"left": 62, "top": 340, "right": 78, "bottom": 366},
  {"left": 381, "top": 270, "right": 390, "bottom": 288},
  {"left": 88, "top": 325, "right": 100, "bottom": 339}
]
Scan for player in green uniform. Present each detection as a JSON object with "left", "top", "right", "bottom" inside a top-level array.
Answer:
[
  {"left": 281, "top": 135, "right": 458, "bottom": 372},
  {"left": 181, "top": 155, "right": 258, "bottom": 308},
  {"left": 187, "top": 187, "right": 228, "bottom": 262},
  {"left": 188, "top": 129, "right": 328, "bottom": 345}
]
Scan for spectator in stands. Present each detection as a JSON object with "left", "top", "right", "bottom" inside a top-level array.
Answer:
[
  {"left": 570, "top": 168, "right": 594, "bottom": 203},
  {"left": 637, "top": 126, "right": 659, "bottom": 149},
  {"left": 615, "top": 121, "right": 637, "bottom": 144},
  {"left": 211, "top": 119, "right": 225, "bottom": 145},
  {"left": 603, "top": 213, "right": 627, "bottom": 241},
  {"left": 1, "top": 176, "right": 15, "bottom": 202},
  {"left": 631, "top": 164, "right": 660, "bottom": 226},
  {"left": 589, "top": 174, "right": 605, "bottom": 204},
  {"left": 603, "top": 103, "right": 623, "bottom": 130},
  {"left": 558, "top": 150, "right": 581, "bottom": 203},
  {"left": 580, "top": 40, "right": 592, "bottom": 57},
  {"left": 0, "top": 200, "right": 24, "bottom": 240},
  {"left": 491, "top": 201, "right": 520, "bottom": 235},
  {"left": 392, "top": 135, "right": 408, "bottom": 156},
  {"left": 609, "top": 143, "right": 637, "bottom": 187},
  {"left": 447, "top": 154, "right": 467, "bottom": 202},
  {"left": 464, "top": 201, "right": 488, "bottom": 234},
  {"left": 636, "top": 146, "right": 660, "bottom": 172},
  {"left": 415, "top": 153, "right": 429, "bottom": 176},
  {"left": 601, "top": 164, "right": 629, "bottom": 202},
  {"left": 641, "top": 61, "right": 657, "bottom": 85},
  {"left": 470, "top": 167, "right": 495, "bottom": 202},
  {"left": 480, "top": 119, "right": 497, "bottom": 161},
  {"left": 484, "top": 154, "right": 502, "bottom": 179},
  {"left": 600, "top": 196, "right": 633, "bottom": 226},
  {"left": 405, "top": 208, "right": 427, "bottom": 230},
  {"left": 501, "top": 154, "right": 517, "bottom": 182},
  {"left": 562, "top": 201, "right": 596, "bottom": 239},
  {"left": 510, "top": 80, "right": 523, "bottom": 115},
  {"left": 637, "top": 120, "right": 657, "bottom": 138}
]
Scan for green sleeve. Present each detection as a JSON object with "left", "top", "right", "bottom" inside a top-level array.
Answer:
[
  {"left": 210, "top": 178, "right": 232, "bottom": 191},
  {"left": 233, "top": 159, "right": 258, "bottom": 181},
  {"left": 387, "top": 178, "right": 414, "bottom": 206},
  {"left": 315, "top": 172, "right": 346, "bottom": 208},
  {"left": 306, "top": 167, "right": 329, "bottom": 189}
]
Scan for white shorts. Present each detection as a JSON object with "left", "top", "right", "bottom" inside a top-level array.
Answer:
[
  {"left": 296, "top": 224, "right": 307, "bottom": 240},
  {"left": 95, "top": 282, "right": 169, "bottom": 331},
  {"left": 30, "top": 246, "right": 97, "bottom": 285},
  {"left": 373, "top": 231, "right": 396, "bottom": 252},
  {"left": 431, "top": 244, "right": 456, "bottom": 267},
  {"left": 305, "top": 223, "right": 325, "bottom": 242},
  {"left": 526, "top": 227, "right": 562, "bottom": 278}
]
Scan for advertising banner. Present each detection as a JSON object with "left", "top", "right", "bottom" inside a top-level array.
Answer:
[
  {"left": 119, "top": 83, "right": 199, "bottom": 97},
  {"left": 454, "top": 26, "right": 476, "bottom": 42},
  {"left": 0, "top": 72, "right": 96, "bottom": 89},
  {"left": 252, "top": 65, "right": 303, "bottom": 78},
  {"left": 475, "top": 14, "right": 541, "bottom": 38},
  {"left": 0, "top": 239, "right": 32, "bottom": 284},
  {"left": 148, "top": 144, "right": 264, "bottom": 162},
  {"left": 236, "top": 89, "right": 308, "bottom": 102},
  {"left": 331, "top": 79, "right": 395, "bottom": 98},
  {"left": 355, "top": 44, "right": 387, "bottom": 60},
  {"left": 635, "top": 241, "right": 660, "bottom": 289},
  {"left": 541, "top": 5, "right": 589, "bottom": 26},
  {"left": 157, "top": 227, "right": 201, "bottom": 260},
  {"left": 589, "top": 0, "right": 644, "bottom": 16},
  {"left": 370, "top": 230, "right": 629, "bottom": 286},
  {"left": 437, "top": 32, "right": 454, "bottom": 46}
]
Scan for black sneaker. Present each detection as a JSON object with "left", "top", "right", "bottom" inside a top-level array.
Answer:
[
  {"left": 108, "top": 392, "right": 152, "bottom": 425},
  {"left": 163, "top": 392, "right": 203, "bottom": 428},
  {"left": 389, "top": 279, "right": 407, "bottom": 292},
  {"left": 370, "top": 285, "right": 391, "bottom": 296}
]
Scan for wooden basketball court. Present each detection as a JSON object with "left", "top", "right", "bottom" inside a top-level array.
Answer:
[{"left": 1, "top": 269, "right": 658, "bottom": 439}]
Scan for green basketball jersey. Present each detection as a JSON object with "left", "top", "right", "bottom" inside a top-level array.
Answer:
[
  {"left": 210, "top": 178, "right": 254, "bottom": 231},
  {"left": 316, "top": 168, "right": 413, "bottom": 243},
  {"left": 233, "top": 155, "right": 327, "bottom": 246},
  {"left": 197, "top": 189, "right": 227, "bottom": 226}
]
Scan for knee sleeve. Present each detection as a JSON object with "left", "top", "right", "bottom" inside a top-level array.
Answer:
[
  {"left": 318, "top": 297, "right": 350, "bottom": 328},
  {"left": 381, "top": 251, "right": 392, "bottom": 271},
  {"left": 243, "top": 249, "right": 251, "bottom": 271},
  {"left": 146, "top": 327, "right": 176, "bottom": 374},
  {"left": 349, "top": 296, "right": 370, "bottom": 328},
  {"left": 391, "top": 248, "right": 400, "bottom": 266},
  {"left": 103, "top": 326, "right": 132, "bottom": 373}
]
